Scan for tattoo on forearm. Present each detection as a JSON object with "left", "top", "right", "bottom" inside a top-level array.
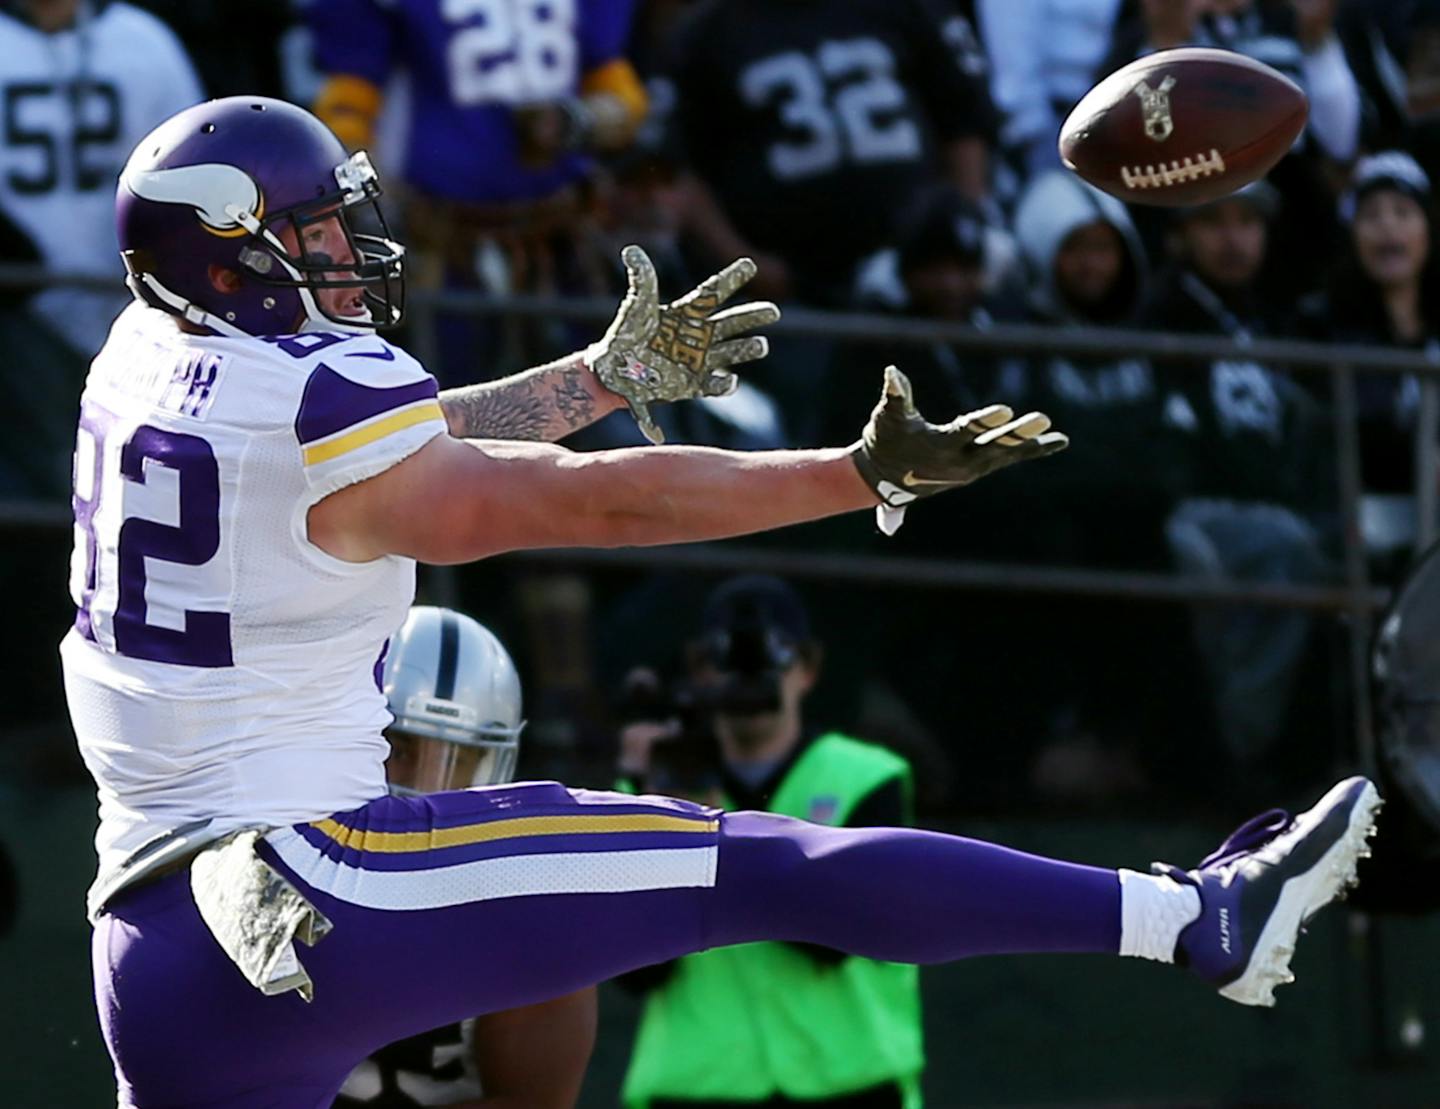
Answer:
[
  {"left": 550, "top": 366, "right": 596, "bottom": 432},
  {"left": 439, "top": 359, "right": 602, "bottom": 442},
  {"left": 441, "top": 379, "right": 552, "bottom": 440}
]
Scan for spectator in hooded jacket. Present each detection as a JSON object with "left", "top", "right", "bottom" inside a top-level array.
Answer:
[
  {"left": 1005, "top": 169, "right": 1203, "bottom": 800},
  {"left": 1145, "top": 182, "right": 1333, "bottom": 770},
  {"left": 1009, "top": 168, "right": 1187, "bottom": 569},
  {"left": 1144, "top": 181, "right": 1326, "bottom": 509}
]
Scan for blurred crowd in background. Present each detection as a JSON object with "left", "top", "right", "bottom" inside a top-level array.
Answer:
[{"left": 4, "top": 0, "right": 1440, "bottom": 819}]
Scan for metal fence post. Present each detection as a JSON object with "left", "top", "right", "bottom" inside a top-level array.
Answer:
[
  {"left": 1332, "top": 363, "right": 1392, "bottom": 1065},
  {"left": 1415, "top": 367, "right": 1439, "bottom": 554},
  {"left": 1332, "top": 363, "right": 1376, "bottom": 777}
]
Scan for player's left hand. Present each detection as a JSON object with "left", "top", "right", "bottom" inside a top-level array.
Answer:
[
  {"left": 852, "top": 366, "right": 1069, "bottom": 533},
  {"left": 587, "top": 245, "right": 780, "bottom": 444}
]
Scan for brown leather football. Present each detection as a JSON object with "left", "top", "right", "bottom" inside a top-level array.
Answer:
[{"left": 1058, "top": 47, "right": 1308, "bottom": 207}]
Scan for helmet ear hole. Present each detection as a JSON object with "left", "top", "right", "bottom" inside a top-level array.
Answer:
[{"left": 207, "top": 264, "right": 242, "bottom": 293}]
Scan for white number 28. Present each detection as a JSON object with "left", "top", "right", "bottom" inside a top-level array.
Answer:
[{"left": 444, "top": 0, "right": 577, "bottom": 106}]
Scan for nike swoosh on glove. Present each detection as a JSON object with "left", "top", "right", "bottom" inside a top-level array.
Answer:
[
  {"left": 851, "top": 365, "right": 1068, "bottom": 534},
  {"left": 587, "top": 245, "right": 780, "bottom": 444}
]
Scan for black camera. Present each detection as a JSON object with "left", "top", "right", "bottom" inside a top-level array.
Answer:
[{"left": 618, "top": 603, "right": 799, "bottom": 794}]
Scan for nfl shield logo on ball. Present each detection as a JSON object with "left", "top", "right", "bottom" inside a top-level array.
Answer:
[{"left": 1133, "top": 75, "right": 1176, "bottom": 142}]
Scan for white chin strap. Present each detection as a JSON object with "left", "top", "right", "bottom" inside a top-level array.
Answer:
[{"left": 127, "top": 272, "right": 251, "bottom": 338}]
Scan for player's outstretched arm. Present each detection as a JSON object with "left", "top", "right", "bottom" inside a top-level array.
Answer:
[
  {"left": 437, "top": 246, "right": 778, "bottom": 444},
  {"left": 309, "top": 434, "right": 873, "bottom": 563},
  {"left": 308, "top": 366, "right": 1066, "bottom": 564}
]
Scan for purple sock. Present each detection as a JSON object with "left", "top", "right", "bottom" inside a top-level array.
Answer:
[{"left": 705, "top": 811, "right": 1121, "bottom": 960}]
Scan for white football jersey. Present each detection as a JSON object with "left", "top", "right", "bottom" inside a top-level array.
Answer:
[
  {"left": 0, "top": 3, "right": 203, "bottom": 355},
  {"left": 61, "top": 304, "right": 449, "bottom": 915}
]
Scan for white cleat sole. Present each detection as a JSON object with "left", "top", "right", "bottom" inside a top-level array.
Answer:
[{"left": 1219, "top": 777, "right": 1381, "bottom": 1007}]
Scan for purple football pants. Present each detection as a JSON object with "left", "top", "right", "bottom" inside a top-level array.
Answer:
[{"left": 92, "top": 783, "right": 1120, "bottom": 1108}]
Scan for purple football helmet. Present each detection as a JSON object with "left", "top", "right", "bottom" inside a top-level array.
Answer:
[{"left": 116, "top": 97, "right": 404, "bottom": 336}]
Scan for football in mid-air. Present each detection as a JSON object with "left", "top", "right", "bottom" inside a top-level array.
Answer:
[{"left": 1058, "top": 47, "right": 1308, "bottom": 207}]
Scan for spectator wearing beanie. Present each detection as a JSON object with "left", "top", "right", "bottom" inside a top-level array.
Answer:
[
  {"left": 1295, "top": 151, "right": 1440, "bottom": 565},
  {"left": 820, "top": 187, "right": 1002, "bottom": 455}
]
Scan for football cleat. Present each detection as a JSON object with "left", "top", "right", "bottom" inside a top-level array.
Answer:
[{"left": 1157, "top": 776, "right": 1381, "bottom": 1007}]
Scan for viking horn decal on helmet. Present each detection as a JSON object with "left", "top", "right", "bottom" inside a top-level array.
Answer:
[{"left": 125, "top": 164, "right": 263, "bottom": 236}]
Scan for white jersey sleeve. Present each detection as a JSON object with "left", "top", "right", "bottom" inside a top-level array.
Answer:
[{"left": 291, "top": 334, "right": 449, "bottom": 499}]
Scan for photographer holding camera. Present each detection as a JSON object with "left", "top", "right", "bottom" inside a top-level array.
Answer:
[{"left": 615, "top": 575, "right": 923, "bottom": 1109}]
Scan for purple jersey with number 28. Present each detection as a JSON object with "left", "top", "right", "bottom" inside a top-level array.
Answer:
[
  {"left": 61, "top": 303, "right": 450, "bottom": 918},
  {"left": 307, "top": 0, "right": 636, "bottom": 204}
]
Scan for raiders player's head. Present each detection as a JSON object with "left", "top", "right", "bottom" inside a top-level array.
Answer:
[{"left": 381, "top": 607, "right": 525, "bottom": 795}]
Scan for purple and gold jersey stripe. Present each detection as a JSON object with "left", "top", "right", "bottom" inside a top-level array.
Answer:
[
  {"left": 292, "top": 821, "right": 717, "bottom": 873},
  {"left": 321, "top": 785, "right": 716, "bottom": 834},
  {"left": 300, "top": 400, "right": 444, "bottom": 466},
  {"left": 265, "top": 785, "right": 720, "bottom": 911},
  {"left": 296, "top": 363, "right": 439, "bottom": 446},
  {"left": 310, "top": 811, "right": 718, "bottom": 852}
]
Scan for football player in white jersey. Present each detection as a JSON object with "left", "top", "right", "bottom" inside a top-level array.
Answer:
[
  {"left": 0, "top": 0, "right": 203, "bottom": 356},
  {"left": 74, "top": 96, "right": 1378, "bottom": 1109},
  {"left": 336, "top": 606, "right": 596, "bottom": 1109}
]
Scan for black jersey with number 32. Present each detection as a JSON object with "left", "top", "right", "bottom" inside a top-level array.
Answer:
[{"left": 665, "top": 0, "right": 993, "bottom": 281}]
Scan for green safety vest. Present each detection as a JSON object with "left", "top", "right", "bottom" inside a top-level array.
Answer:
[{"left": 621, "top": 732, "right": 924, "bottom": 1108}]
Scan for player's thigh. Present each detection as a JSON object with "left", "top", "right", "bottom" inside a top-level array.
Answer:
[
  {"left": 261, "top": 782, "right": 720, "bottom": 1040},
  {"left": 94, "top": 875, "right": 359, "bottom": 1108}
]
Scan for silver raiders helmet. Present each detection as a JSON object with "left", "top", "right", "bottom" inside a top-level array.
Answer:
[{"left": 382, "top": 606, "right": 525, "bottom": 794}]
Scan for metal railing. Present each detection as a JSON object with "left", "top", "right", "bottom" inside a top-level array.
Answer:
[
  {"left": 397, "top": 284, "right": 1440, "bottom": 778},
  {"left": 8, "top": 268, "right": 1440, "bottom": 773}
]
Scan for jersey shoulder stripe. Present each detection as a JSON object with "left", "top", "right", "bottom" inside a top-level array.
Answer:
[
  {"left": 302, "top": 399, "right": 444, "bottom": 466},
  {"left": 292, "top": 343, "right": 446, "bottom": 494},
  {"left": 296, "top": 362, "right": 441, "bottom": 464}
]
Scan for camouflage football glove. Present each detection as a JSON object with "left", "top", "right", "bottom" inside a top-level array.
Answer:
[
  {"left": 587, "top": 245, "right": 780, "bottom": 444},
  {"left": 852, "top": 366, "right": 1069, "bottom": 534}
]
